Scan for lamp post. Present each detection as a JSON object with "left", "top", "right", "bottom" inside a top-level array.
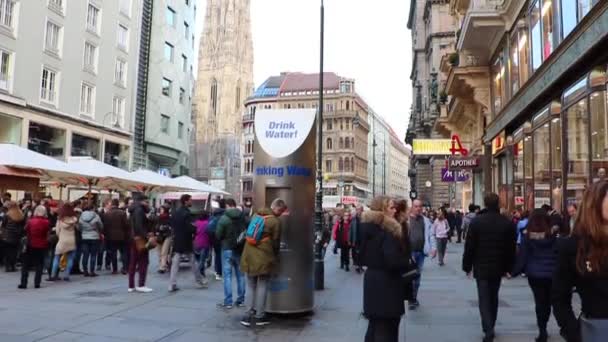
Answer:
[{"left": 314, "top": 0, "right": 325, "bottom": 290}]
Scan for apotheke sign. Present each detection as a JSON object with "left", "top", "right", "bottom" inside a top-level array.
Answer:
[{"left": 448, "top": 156, "right": 481, "bottom": 171}]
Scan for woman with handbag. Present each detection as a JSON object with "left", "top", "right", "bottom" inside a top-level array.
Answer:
[
  {"left": 552, "top": 181, "right": 608, "bottom": 342},
  {"left": 19, "top": 205, "right": 50, "bottom": 289},
  {"left": 360, "top": 196, "right": 412, "bottom": 342},
  {"left": 332, "top": 210, "right": 352, "bottom": 271},
  {"left": 49, "top": 203, "right": 78, "bottom": 281},
  {"left": 1, "top": 201, "right": 25, "bottom": 272}
]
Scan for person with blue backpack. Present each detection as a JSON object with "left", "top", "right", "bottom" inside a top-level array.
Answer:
[
  {"left": 207, "top": 198, "right": 226, "bottom": 281},
  {"left": 239, "top": 198, "right": 287, "bottom": 327},
  {"left": 215, "top": 198, "right": 247, "bottom": 310}
]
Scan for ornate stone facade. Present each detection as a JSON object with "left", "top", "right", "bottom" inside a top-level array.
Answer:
[{"left": 191, "top": 0, "right": 254, "bottom": 195}]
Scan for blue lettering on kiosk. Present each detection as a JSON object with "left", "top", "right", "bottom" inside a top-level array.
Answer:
[{"left": 255, "top": 165, "right": 312, "bottom": 177}]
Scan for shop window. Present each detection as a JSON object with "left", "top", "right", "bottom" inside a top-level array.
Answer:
[
  {"left": 534, "top": 123, "right": 551, "bottom": 207},
  {"left": 509, "top": 32, "right": 520, "bottom": 95},
  {"left": 491, "top": 55, "right": 505, "bottom": 114},
  {"left": 516, "top": 20, "right": 530, "bottom": 87},
  {"left": 71, "top": 133, "right": 100, "bottom": 160},
  {"left": 566, "top": 99, "right": 589, "bottom": 205},
  {"left": 541, "top": 0, "right": 555, "bottom": 60},
  {"left": 578, "top": 0, "right": 593, "bottom": 20},
  {"left": 514, "top": 140, "right": 525, "bottom": 209},
  {"left": 104, "top": 141, "right": 129, "bottom": 170},
  {"left": 530, "top": 1, "right": 542, "bottom": 72},
  {"left": 561, "top": 0, "right": 577, "bottom": 38},
  {"left": 0, "top": 114, "right": 20, "bottom": 144},
  {"left": 551, "top": 117, "right": 563, "bottom": 211},
  {"left": 28, "top": 122, "right": 65, "bottom": 158},
  {"left": 590, "top": 90, "right": 608, "bottom": 180}
]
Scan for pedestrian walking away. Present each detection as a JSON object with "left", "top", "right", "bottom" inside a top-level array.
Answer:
[
  {"left": 155, "top": 205, "right": 172, "bottom": 274},
  {"left": 208, "top": 198, "right": 226, "bottom": 281},
  {"left": 433, "top": 207, "right": 450, "bottom": 266},
  {"left": 78, "top": 205, "right": 103, "bottom": 277},
  {"left": 462, "top": 193, "right": 517, "bottom": 342},
  {"left": 193, "top": 211, "right": 211, "bottom": 286},
  {"left": 407, "top": 199, "right": 436, "bottom": 310},
  {"left": 49, "top": 203, "right": 79, "bottom": 281},
  {"left": 102, "top": 199, "right": 130, "bottom": 275},
  {"left": 127, "top": 194, "right": 154, "bottom": 293},
  {"left": 240, "top": 198, "right": 286, "bottom": 327},
  {"left": 19, "top": 205, "right": 49, "bottom": 289}
]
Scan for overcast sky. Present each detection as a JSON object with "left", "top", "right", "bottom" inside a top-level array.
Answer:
[{"left": 194, "top": 0, "right": 412, "bottom": 139}]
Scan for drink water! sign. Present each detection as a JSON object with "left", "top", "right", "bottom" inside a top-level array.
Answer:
[{"left": 255, "top": 109, "right": 316, "bottom": 159}]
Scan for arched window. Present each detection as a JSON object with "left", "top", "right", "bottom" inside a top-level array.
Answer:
[
  {"left": 351, "top": 137, "right": 355, "bottom": 149},
  {"left": 210, "top": 78, "right": 218, "bottom": 116},
  {"left": 235, "top": 79, "right": 241, "bottom": 110},
  {"left": 345, "top": 137, "right": 350, "bottom": 149},
  {"left": 338, "top": 157, "right": 344, "bottom": 171},
  {"left": 326, "top": 138, "right": 332, "bottom": 149},
  {"left": 345, "top": 158, "right": 350, "bottom": 172},
  {"left": 351, "top": 157, "right": 355, "bottom": 173},
  {"left": 346, "top": 101, "right": 350, "bottom": 110}
]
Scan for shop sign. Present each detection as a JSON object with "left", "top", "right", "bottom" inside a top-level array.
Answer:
[
  {"left": 441, "top": 168, "right": 469, "bottom": 182},
  {"left": 323, "top": 195, "right": 340, "bottom": 208},
  {"left": 492, "top": 131, "right": 506, "bottom": 155},
  {"left": 515, "top": 196, "right": 524, "bottom": 206},
  {"left": 448, "top": 156, "right": 481, "bottom": 170},
  {"left": 341, "top": 196, "right": 358, "bottom": 206},
  {"left": 412, "top": 139, "right": 452, "bottom": 155}
]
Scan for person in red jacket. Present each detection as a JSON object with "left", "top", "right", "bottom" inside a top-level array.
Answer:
[
  {"left": 333, "top": 210, "right": 352, "bottom": 271},
  {"left": 19, "top": 205, "right": 50, "bottom": 289}
]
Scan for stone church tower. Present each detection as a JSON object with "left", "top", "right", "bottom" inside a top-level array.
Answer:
[{"left": 192, "top": 0, "right": 254, "bottom": 195}]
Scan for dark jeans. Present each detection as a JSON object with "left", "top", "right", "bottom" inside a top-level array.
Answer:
[
  {"left": 340, "top": 245, "right": 350, "bottom": 268},
  {"left": 81, "top": 239, "right": 100, "bottom": 274},
  {"left": 96, "top": 240, "right": 106, "bottom": 267},
  {"left": 436, "top": 238, "right": 448, "bottom": 264},
  {"left": 128, "top": 243, "right": 149, "bottom": 288},
  {"left": 351, "top": 246, "right": 361, "bottom": 268},
  {"left": 476, "top": 278, "right": 502, "bottom": 336},
  {"left": 528, "top": 277, "right": 552, "bottom": 332},
  {"left": 456, "top": 227, "right": 463, "bottom": 243},
  {"left": 20, "top": 247, "right": 46, "bottom": 287},
  {"left": 73, "top": 241, "right": 82, "bottom": 272},
  {"left": 365, "top": 318, "right": 400, "bottom": 342},
  {"left": 3, "top": 242, "right": 18, "bottom": 270},
  {"left": 106, "top": 240, "right": 128, "bottom": 272},
  {"left": 213, "top": 240, "right": 222, "bottom": 276}
]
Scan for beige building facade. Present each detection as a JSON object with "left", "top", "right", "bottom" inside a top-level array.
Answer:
[
  {"left": 388, "top": 131, "right": 411, "bottom": 203},
  {"left": 191, "top": 0, "right": 254, "bottom": 195}
]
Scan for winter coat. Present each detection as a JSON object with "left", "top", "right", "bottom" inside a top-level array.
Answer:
[
  {"left": 349, "top": 215, "right": 361, "bottom": 247},
  {"left": 462, "top": 212, "right": 476, "bottom": 232},
  {"left": 408, "top": 214, "right": 436, "bottom": 254},
  {"left": 360, "top": 209, "right": 411, "bottom": 319},
  {"left": 193, "top": 219, "right": 210, "bottom": 251},
  {"left": 552, "top": 236, "right": 608, "bottom": 342},
  {"left": 102, "top": 206, "right": 130, "bottom": 242},
  {"left": 170, "top": 206, "right": 194, "bottom": 253},
  {"left": 1, "top": 216, "right": 24, "bottom": 244},
  {"left": 462, "top": 209, "right": 517, "bottom": 279},
  {"left": 79, "top": 210, "right": 103, "bottom": 240},
  {"left": 332, "top": 218, "right": 351, "bottom": 248},
  {"left": 26, "top": 216, "right": 50, "bottom": 249},
  {"left": 516, "top": 218, "right": 528, "bottom": 244},
  {"left": 129, "top": 202, "right": 150, "bottom": 239},
  {"left": 512, "top": 234, "right": 558, "bottom": 279},
  {"left": 216, "top": 208, "right": 245, "bottom": 251},
  {"left": 240, "top": 208, "right": 281, "bottom": 276},
  {"left": 54, "top": 217, "right": 78, "bottom": 255}
]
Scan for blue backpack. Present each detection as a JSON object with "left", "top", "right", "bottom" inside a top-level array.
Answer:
[{"left": 245, "top": 215, "right": 271, "bottom": 245}]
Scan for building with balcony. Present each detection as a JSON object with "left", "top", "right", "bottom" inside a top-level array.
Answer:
[
  {"left": 444, "top": 0, "right": 608, "bottom": 213},
  {"left": 407, "top": 0, "right": 460, "bottom": 209},
  {"left": 0, "top": 0, "right": 141, "bottom": 170},
  {"left": 241, "top": 72, "right": 370, "bottom": 207}
]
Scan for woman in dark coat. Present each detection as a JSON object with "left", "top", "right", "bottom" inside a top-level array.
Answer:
[
  {"left": 1, "top": 201, "right": 25, "bottom": 272},
  {"left": 552, "top": 181, "right": 608, "bottom": 342},
  {"left": 360, "top": 196, "right": 411, "bottom": 342},
  {"left": 512, "top": 209, "right": 558, "bottom": 342}
]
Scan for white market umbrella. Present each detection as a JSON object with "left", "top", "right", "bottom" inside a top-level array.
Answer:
[
  {"left": 67, "top": 158, "right": 157, "bottom": 192},
  {"left": 129, "top": 169, "right": 185, "bottom": 193},
  {"left": 0, "top": 143, "right": 85, "bottom": 183},
  {"left": 169, "top": 175, "right": 230, "bottom": 195}
]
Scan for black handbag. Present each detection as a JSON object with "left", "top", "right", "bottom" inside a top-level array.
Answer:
[{"left": 401, "top": 256, "right": 419, "bottom": 301}]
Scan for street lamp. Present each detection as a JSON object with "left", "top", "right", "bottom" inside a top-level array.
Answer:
[{"left": 314, "top": 0, "right": 325, "bottom": 290}]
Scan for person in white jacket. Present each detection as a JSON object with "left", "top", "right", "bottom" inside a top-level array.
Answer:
[
  {"left": 79, "top": 206, "right": 103, "bottom": 277},
  {"left": 408, "top": 199, "right": 437, "bottom": 310}
]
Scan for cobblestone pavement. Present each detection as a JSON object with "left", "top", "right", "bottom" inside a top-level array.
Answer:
[{"left": 0, "top": 242, "right": 564, "bottom": 341}]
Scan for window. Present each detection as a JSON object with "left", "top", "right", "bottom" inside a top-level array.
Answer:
[
  {"left": 326, "top": 138, "right": 332, "bottom": 150},
  {"left": 516, "top": 21, "right": 530, "bottom": 87},
  {"left": 351, "top": 137, "right": 355, "bottom": 149},
  {"left": 49, "top": 0, "right": 64, "bottom": 13},
  {"left": 513, "top": 139, "right": 525, "bottom": 208},
  {"left": 117, "top": 24, "right": 129, "bottom": 50},
  {"left": 578, "top": 0, "right": 593, "bottom": 21},
  {"left": 338, "top": 158, "right": 344, "bottom": 171},
  {"left": 491, "top": 55, "right": 505, "bottom": 114},
  {"left": 0, "top": 50, "right": 10, "bottom": 90},
  {"left": 184, "top": 21, "right": 189, "bottom": 39},
  {"left": 114, "top": 59, "right": 126, "bottom": 86},
  {"left": 119, "top": 0, "right": 131, "bottom": 16},
  {"left": 509, "top": 32, "right": 520, "bottom": 95},
  {"left": 210, "top": 78, "right": 218, "bottom": 115},
  {"left": 345, "top": 158, "right": 351, "bottom": 172},
  {"left": 326, "top": 119, "right": 333, "bottom": 130},
  {"left": 179, "top": 87, "right": 185, "bottom": 104},
  {"left": 161, "top": 115, "right": 170, "bottom": 133},
  {"left": 83, "top": 42, "right": 97, "bottom": 71},
  {"left": 345, "top": 137, "right": 350, "bottom": 149},
  {"left": 524, "top": 135, "right": 534, "bottom": 209},
  {"left": 164, "top": 42, "right": 174, "bottom": 62},
  {"left": 551, "top": 117, "right": 562, "bottom": 210},
  {"left": 162, "top": 78, "right": 172, "bottom": 97},
  {"left": 541, "top": 0, "right": 554, "bottom": 60},
  {"left": 166, "top": 6, "right": 176, "bottom": 27},
  {"left": 0, "top": 0, "right": 14, "bottom": 28},
  {"left": 339, "top": 137, "right": 344, "bottom": 149},
  {"left": 178, "top": 121, "right": 184, "bottom": 139},
  {"left": 325, "top": 160, "right": 332, "bottom": 172},
  {"left": 561, "top": 0, "right": 577, "bottom": 38},
  {"left": 45, "top": 21, "right": 62, "bottom": 54},
  {"left": 182, "top": 54, "right": 187, "bottom": 72},
  {"left": 566, "top": 99, "right": 589, "bottom": 205},
  {"left": 40, "top": 68, "right": 57, "bottom": 104},
  {"left": 530, "top": 1, "right": 542, "bottom": 72},
  {"left": 590, "top": 91, "right": 608, "bottom": 179},
  {"left": 87, "top": 3, "right": 100, "bottom": 33},
  {"left": 112, "top": 96, "right": 125, "bottom": 127},
  {"left": 192, "top": 34, "right": 195, "bottom": 49},
  {"left": 534, "top": 122, "right": 551, "bottom": 207},
  {"left": 80, "top": 83, "right": 95, "bottom": 116}
]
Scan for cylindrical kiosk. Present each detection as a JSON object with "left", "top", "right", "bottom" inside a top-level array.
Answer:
[{"left": 253, "top": 108, "right": 316, "bottom": 314}]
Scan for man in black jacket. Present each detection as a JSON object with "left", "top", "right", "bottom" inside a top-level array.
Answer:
[
  {"left": 168, "top": 194, "right": 204, "bottom": 292},
  {"left": 128, "top": 194, "right": 152, "bottom": 293},
  {"left": 462, "top": 193, "right": 516, "bottom": 342}
]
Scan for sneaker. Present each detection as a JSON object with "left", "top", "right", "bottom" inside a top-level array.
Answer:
[
  {"left": 168, "top": 285, "right": 180, "bottom": 292},
  {"left": 17, "top": 284, "right": 26, "bottom": 289},
  {"left": 128, "top": 288, "right": 135, "bottom": 293},
  {"left": 235, "top": 302, "right": 246, "bottom": 308},
  {"left": 240, "top": 314, "right": 254, "bottom": 327},
  {"left": 255, "top": 314, "right": 271, "bottom": 326},
  {"left": 135, "top": 286, "right": 153, "bottom": 293},
  {"left": 214, "top": 273, "right": 222, "bottom": 281},
  {"left": 196, "top": 279, "right": 208, "bottom": 288},
  {"left": 217, "top": 303, "right": 233, "bottom": 310}
]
